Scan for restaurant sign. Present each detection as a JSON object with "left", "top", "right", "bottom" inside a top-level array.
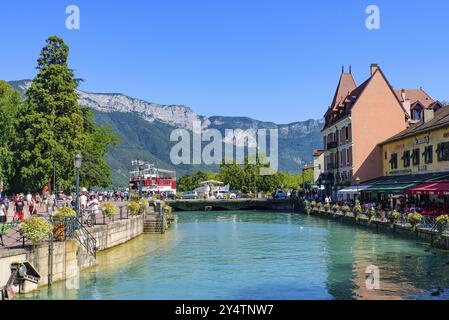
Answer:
[
  {"left": 418, "top": 165, "right": 428, "bottom": 172},
  {"left": 415, "top": 136, "right": 430, "bottom": 145}
]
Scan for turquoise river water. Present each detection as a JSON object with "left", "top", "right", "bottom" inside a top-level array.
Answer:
[{"left": 21, "top": 211, "right": 449, "bottom": 300}]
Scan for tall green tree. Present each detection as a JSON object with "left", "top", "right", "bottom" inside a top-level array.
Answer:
[
  {"left": 79, "top": 107, "right": 119, "bottom": 188},
  {"left": 0, "top": 81, "right": 21, "bottom": 187},
  {"left": 10, "top": 36, "right": 116, "bottom": 193}
]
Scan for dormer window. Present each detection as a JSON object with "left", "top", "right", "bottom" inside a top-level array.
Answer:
[
  {"left": 411, "top": 104, "right": 423, "bottom": 121},
  {"left": 413, "top": 109, "right": 422, "bottom": 121}
]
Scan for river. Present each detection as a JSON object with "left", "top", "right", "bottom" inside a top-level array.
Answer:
[{"left": 21, "top": 211, "right": 449, "bottom": 300}]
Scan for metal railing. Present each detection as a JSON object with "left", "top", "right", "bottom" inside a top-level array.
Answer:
[{"left": 64, "top": 217, "right": 97, "bottom": 258}]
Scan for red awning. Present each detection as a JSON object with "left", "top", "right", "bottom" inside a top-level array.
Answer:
[{"left": 406, "top": 182, "right": 449, "bottom": 196}]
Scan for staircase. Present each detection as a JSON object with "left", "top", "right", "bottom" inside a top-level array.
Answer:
[{"left": 143, "top": 215, "right": 165, "bottom": 234}]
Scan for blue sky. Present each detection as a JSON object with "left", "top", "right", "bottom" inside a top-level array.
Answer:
[{"left": 0, "top": 0, "right": 448, "bottom": 123}]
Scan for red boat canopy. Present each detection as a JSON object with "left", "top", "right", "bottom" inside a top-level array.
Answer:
[{"left": 406, "top": 182, "right": 449, "bottom": 196}]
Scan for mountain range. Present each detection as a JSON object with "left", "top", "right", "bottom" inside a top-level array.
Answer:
[{"left": 8, "top": 80, "right": 324, "bottom": 186}]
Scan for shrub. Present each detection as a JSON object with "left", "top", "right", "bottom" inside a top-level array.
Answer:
[
  {"left": 341, "top": 205, "right": 350, "bottom": 215},
  {"left": 332, "top": 204, "right": 340, "bottom": 213},
  {"left": 129, "top": 194, "right": 140, "bottom": 202},
  {"left": 20, "top": 217, "right": 53, "bottom": 247},
  {"left": 153, "top": 194, "right": 161, "bottom": 200},
  {"left": 53, "top": 207, "right": 76, "bottom": 222},
  {"left": 324, "top": 203, "right": 331, "bottom": 212},
  {"left": 163, "top": 205, "right": 173, "bottom": 215},
  {"left": 408, "top": 211, "right": 422, "bottom": 230},
  {"left": 101, "top": 203, "right": 117, "bottom": 218},
  {"left": 128, "top": 202, "right": 141, "bottom": 215},
  {"left": 139, "top": 198, "right": 150, "bottom": 212},
  {"left": 311, "top": 201, "right": 317, "bottom": 207}
]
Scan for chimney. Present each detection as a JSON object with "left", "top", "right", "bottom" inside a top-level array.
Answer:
[
  {"left": 424, "top": 108, "right": 435, "bottom": 123},
  {"left": 370, "top": 63, "right": 379, "bottom": 75},
  {"left": 400, "top": 89, "right": 411, "bottom": 118}
]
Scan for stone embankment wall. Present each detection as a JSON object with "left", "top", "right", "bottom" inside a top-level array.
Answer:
[
  {"left": 0, "top": 214, "right": 145, "bottom": 293},
  {"left": 300, "top": 208, "right": 449, "bottom": 249}
]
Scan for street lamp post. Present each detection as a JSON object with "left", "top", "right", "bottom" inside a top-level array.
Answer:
[
  {"left": 355, "top": 177, "right": 361, "bottom": 203},
  {"left": 74, "top": 153, "right": 83, "bottom": 222},
  {"left": 139, "top": 163, "right": 144, "bottom": 199},
  {"left": 53, "top": 162, "right": 56, "bottom": 197}
]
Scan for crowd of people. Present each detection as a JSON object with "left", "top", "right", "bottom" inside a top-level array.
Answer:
[{"left": 0, "top": 189, "right": 133, "bottom": 225}]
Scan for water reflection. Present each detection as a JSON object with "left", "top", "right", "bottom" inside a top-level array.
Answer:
[{"left": 19, "top": 211, "right": 449, "bottom": 300}]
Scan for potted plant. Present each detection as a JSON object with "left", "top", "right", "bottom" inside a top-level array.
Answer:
[
  {"left": 53, "top": 207, "right": 76, "bottom": 240},
  {"left": 408, "top": 211, "right": 423, "bottom": 231},
  {"left": 341, "top": 205, "right": 350, "bottom": 216},
  {"left": 367, "top": 207, "right": 376, "bottom": 223},
  {"left": 139, "top": 198, "right": 150, "bottom": 214},
  {"left": 163, "top": 205, "right": 173, "bottom": 216},
  {"left": 101, "top": 203, "right": 117, "bottom": 222},
  {"left": 436, "top": 215, "right": 449, "bottom": 235},
  {"left": 389, "top": 210, "right": 400, "bottom": 227},
  {"left": 332, "top": 204, "right": 340, "bottom": 214},
  {"left": 19, "top": 216, "right": 53, "bottom": 248},
  {"left": 353, "top": 204, "right": 363, "bottom": 221},
  {"left": 128, "top": 202, "right": 141, "bottom": 215},
  {"left": 324, "top": 203, "right": 331, "bottom": 213}
]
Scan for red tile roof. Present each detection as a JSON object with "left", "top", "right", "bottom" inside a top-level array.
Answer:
[
  {"left": 394, "top": 88, "right": 435, "bottom": 108},
  {"left": 312, "top": 149, "right": 324, "bottom": 157}
]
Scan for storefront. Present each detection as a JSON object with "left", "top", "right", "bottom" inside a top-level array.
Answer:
[
  {"left": 337, "top": 185, "right": 372, "bottom": 201},
  {"left": 405, "top": 182, "right": 449, "bottom": 214}
]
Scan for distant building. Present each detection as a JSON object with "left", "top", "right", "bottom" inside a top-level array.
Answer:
[
  {"left": 300, "top": 163, "right": 315, "bottom": 190},
  {"left": 320, "top": 64, "right": 435, "bottom": 195},
  {"left": 312, "top": 149, "right": 324, "bottom": 185}
]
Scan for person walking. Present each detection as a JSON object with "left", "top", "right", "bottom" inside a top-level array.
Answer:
[
  {"left": 80, "top": 192, "right": 87, "bottom": 210},
  {"left": 26, "top": 192, "right": 32, "bottom": 205},
  {"left": 29, "top": 196, "right": 37, "bottom": 216},
  {"left": 13, "top": 195, "right": 25, "bottom": 222},
  {"left": 35, "top": 193, "right": 41, "bottom": 208},
  {"left": 87, "top": 195, "right": 100, "bottom": 224},
  {"left": 0, "top": 200, "right": 7, "bottom": 224}
]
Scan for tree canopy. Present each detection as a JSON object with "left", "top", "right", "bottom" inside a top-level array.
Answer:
[
  {"left": 8, "top": 36, "right": 117, "bottom": 193},
  {"left": 0, "top": 81, "right": 21, "bottom": 188},
  {"left": 177, "top": 158, "right": 315, "bottom": 194}
]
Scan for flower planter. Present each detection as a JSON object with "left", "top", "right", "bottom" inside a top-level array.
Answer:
[{"left": 53, "top": 222, "right": 65, "bottom": 240}]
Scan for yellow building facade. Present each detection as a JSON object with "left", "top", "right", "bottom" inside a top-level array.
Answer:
[{"left": 381, "top": 117, "right": 449, "bottom": 177}]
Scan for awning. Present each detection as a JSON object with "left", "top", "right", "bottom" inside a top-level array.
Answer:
[
  {"left": 338, "top": 185, "right": 372, "bottom": 194},
  {"left": 406, "top": 182, "right": 449, "bottom": 196},
  {"left": 363, "top": 183, "right": 417, "bottom": 192}
]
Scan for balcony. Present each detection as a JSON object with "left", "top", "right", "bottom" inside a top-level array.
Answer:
[{"left": 327, "top": 141, "right": 338, "bottom": 150}]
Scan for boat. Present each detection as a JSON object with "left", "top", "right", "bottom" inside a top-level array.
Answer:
[{"left": 129, "top": 162, "right": 177, "bottom": 195}]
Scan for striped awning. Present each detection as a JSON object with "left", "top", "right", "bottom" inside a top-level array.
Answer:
[
  {"left": 363, "top": 183, "right": 417, "bottom": 192},
  {"left": 406, "top": 182, "right": 449, "bottom": 196}
]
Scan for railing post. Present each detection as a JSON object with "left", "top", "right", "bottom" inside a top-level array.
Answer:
[
  {"left": 103, "top": 213, "right": 106, "bottom": 225},
  {"left": 119, "top": 207, "right": 123, "bottom": 220}
]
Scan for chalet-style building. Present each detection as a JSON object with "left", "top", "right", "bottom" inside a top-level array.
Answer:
[{"left": 319, "top": 64, "right": 440, "bottom": 196}]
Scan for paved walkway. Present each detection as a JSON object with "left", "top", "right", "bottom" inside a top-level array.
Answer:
[{"left": 0, "top": 201, "right": 130, "bottom": 251}]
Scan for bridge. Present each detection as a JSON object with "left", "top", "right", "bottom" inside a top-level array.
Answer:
[{"left": 165, "top": 198, "right": 295, "bottom": 212}]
